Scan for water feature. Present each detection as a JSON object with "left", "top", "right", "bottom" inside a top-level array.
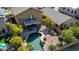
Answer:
[{"left": 27, "top": 33, "right": 43, "bottom": 51}]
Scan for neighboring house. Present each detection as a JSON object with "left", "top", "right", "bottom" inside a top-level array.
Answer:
[
  {"left": 2, "top": 7, "right": 12, "bottom": 16},
  {"left": 0, "top": 7, "right": 7, "bottom": 37},
  {"left": 41, "top": 8, "right": 79, "bottom": 32},
  {"left": 11, "top": 7, "right": 42, "bottom": 25},
  {"left": 58, "top": 7, "right": 79, "bottom": 18}
]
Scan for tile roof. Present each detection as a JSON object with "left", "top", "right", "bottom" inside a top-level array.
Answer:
[
  {"left": 11, "top": 7, "right": 42, "bottom": 15},
  {"left": 42, "top": 8, "right": 72, "bottom": 25}
]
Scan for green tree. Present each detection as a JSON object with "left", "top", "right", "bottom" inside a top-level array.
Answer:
[
  {"left": 6, "top": 23, "right": 23, "bottom": 35},
  {"left": 17, "top": 43, "right": 34, "bottom": 51},
  {"left": 12, "top": 24, "right": 23, "bottom": 35},
  {"left": 6, "top": 22, "right": 11, "bottom": 26},
  {"left": 60, "top": 30, "right": 76, "bottom": 44},
  {"left": 10, "top": 36, "right": 23, "bottom": 47},
  {"left": 17, "top": 46, "right": 28, "bottom": 51},
  {"left": 42, "top": 15, "right": 55, "bottom": 29},
  {"left": 26, "top": 43, "right": 34, "bottom": 51},
  {"left": 69, "top": 26, "right": 79, "bottom": 39}
]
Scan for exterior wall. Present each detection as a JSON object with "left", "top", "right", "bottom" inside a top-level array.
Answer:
[
  {"left": 75, "top": 8, "right": 79, "bottom": 18},
  {"left": 58, "top": 7, "right": 79, "bottom": 17},
  {"left": 0, "top": 18, "right": 6, "bottom": 31},
  {"left": 63, "top": 18, "right": 79, "bottom": 27},
  {"left": 55, "top": 18, "right": 79, "bottom": 35},
  {"left": 16, "top": 8, "right": 42, "bottom": 25}
]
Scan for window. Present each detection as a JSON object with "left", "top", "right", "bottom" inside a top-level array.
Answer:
[
  {"left": 67, "top": 9, "right": 69, "bottom": 12},
  {"left": 51, "top": 7, "right": 54, "bottom": 9},
  {"left": 71, "top": 10, "right": 73, "bottom": 13},
  {"left": 37, "top": 7, "right": 43, "bottom": 9},
  {"left": 74, "top": 10, "right": 77, "bottom": 14},
  {"left": 63, "top": 7, "right": 65, "bottom": 10}
]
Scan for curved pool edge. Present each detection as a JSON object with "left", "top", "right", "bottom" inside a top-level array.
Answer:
[
  {"left": 39, "top": 32, "right": 47, "bottom": 51},
  {"left": 39, "top": 32, "right": 45, "bottom": 42},
  {"left": 26, "top": 32, "right": 44, "bottom": 51}
]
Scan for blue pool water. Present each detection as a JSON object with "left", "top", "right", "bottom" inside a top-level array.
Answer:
[
  {"left": 27, "top": 33, "right": 43, "bottom": 51},
  {"left": 63, "top": 43, "right": 79, "bottom": 51},
  {"left": 0, "top": 43, "right": 6, "bottom": 49}
]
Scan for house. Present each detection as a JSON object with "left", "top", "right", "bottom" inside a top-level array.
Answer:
[
  {"left": 11, "top": 7, "right": 43, "bottom": 39},
  {"left": 11, "top": 7, "right": 42, "bottom": 25},
  {"left": 2, "top": 7, "right": 12, "bottom": 16},
  {"left": 58, "top": 7, "right": 79, "bottom": 18},
  {"left": 41, "top": 8, "right": 79, "bottom": 32},
  {"left": 0, "top": 7, "right": 7, "bottom": 37}
]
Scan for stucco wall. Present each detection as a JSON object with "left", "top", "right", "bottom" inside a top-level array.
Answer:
[{"left": 63, "top": 18, "right": 79, "bottom": 27}]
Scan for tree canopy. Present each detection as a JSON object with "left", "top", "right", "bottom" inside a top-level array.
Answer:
[
  {"left": 69, "top": 26, "right": 79, "bottom": 39},
  {"left": 10, "top": 36, "right": 23, "bottom": 47},
  {"left": 17, "top": 43, "right": 34, "bottom": 51},
  {"left": 60, "top": 29, "right": 76, "bottom": 44},
  {"left": 17, "top": 46, "right": 28, "bottom": 51},
  {"left": 6, "top": 23, "right": 23, "bottom": 35},
  {"left": 42, "top": 14, "right": 55, "bottom": 29}
]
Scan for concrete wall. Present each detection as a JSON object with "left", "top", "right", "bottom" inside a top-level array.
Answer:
[{"left": 54, "top": 40, "right": 79, "bottom": 51}]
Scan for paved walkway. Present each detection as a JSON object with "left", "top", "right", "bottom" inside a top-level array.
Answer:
[{"left": 44, "top": 35, "right": 60, "bottom": 50}]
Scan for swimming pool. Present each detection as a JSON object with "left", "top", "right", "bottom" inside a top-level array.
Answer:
[
  {"left": 27, "top": 33, "right": 43, "bottom": 51},
  {"left": 0, "top": 43, "right": 6, "bottom": 50}
]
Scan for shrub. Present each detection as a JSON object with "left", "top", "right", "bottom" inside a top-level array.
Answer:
[
  {"left": 17, "top": 46, "right": 28, "bottom": 51},
  {"left": 26, "top": 43, "right": 34, "bottom": 51},
  {"left": 42, "top": 14, "right": 55, "bottom": 29},
  {"left": 17, "top": 43, "right": 34, "bottom": 51},
  {"left": 10, "top": 36, "right": 23, "bottom": 47},
  {"left": 60, "top": 30, "right": 76, "bottom": 44},
  {"left": 69, "top": 26, "right": 79, "bottom": 39},
  {"left": 7, "top": 24, "right": 23, "bottom": 35}
]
